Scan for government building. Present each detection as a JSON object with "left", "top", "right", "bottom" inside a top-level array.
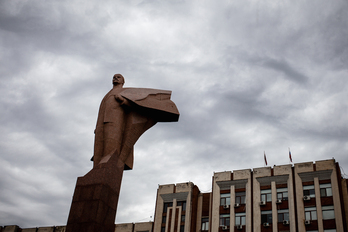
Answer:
[
  {"left": 149, "top": 159, "right": 348, "bottom": 232},
  {"left": 2, "top": 159, "right": 348, "bottom": 232}
]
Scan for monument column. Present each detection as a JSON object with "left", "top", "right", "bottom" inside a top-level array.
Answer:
[
  {"left": 66, "top": 154, "right": 124, "bottom": 232},
  {"left": 66, "top": 74, "right": 179, "bottom": 232}
]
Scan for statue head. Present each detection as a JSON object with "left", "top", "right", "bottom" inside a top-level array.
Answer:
[{"left": 113, "top": 74, "right": 125, "bottom": 86}]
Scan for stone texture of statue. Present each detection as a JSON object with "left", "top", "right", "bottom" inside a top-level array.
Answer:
[
  {"left": 66, "top": 74, "right": 179, "bottom": 232},
  {"left": 93, "top": 74, "right": 179, "bottom": 170}
]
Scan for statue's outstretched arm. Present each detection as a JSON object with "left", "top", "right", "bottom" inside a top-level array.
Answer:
[{"left": 115, "top": 94, "right": 131, "bottom": 107}]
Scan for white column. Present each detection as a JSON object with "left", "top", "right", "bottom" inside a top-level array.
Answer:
[
  {"left": 165, "top": 206, "right": 172, "bottom": 232},
  {"left": 170, "top": 199, "right": 177, "bottom": 232},
  {"left": 177, "top": 204, "right": 182, "bottom": 232},
  {"left": 230, "top": 185, "right": 235, "bottom": 232},
  {"left": 245, "top": 180, "right": 251, "bottom": 232},
  {"left": 271, "top": 181, "right": 277, "bottom": 232},
  {"left": 287, "top": 176, "right": 296, "bottom": 232},
  {"left": 331, "top": 170, "right": 344, "bottom": 232},
  {"left": 212, "top": 180, "right": 220, "bottom": 232},
  {"left": 185, "top": 194, "right": 191, "bottom": 232},
  {"left": 196, "top": 195, "right": 203, "bottom": 232},
  {"left": 314, "top": 177, "right": 323, "bottom": 232},
  {"left": 253, "top": 181, "right": 261, "bottom": 232}
]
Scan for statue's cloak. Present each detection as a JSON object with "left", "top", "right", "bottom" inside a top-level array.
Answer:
[{"left": 97, "top": 88, "right": 179, "bottom": 170}]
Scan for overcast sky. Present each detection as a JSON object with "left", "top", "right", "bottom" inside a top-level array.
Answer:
[{"left": 1, "top": 0, "right": 348, "bottom": 228}]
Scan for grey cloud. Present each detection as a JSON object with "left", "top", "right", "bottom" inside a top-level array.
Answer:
[
  {"left": 247, "top": 56, "right": 308, "bottom": 84},
  {"left": 1, "top": 0, "right": 348, "bottom": 228},
  {"left": 262, "top": 58, "right": 308, "bottom": 84}
]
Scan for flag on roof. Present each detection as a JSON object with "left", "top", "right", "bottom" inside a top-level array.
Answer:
[{"left": 264, "top": 151, "right": 267, "bottom": 166}]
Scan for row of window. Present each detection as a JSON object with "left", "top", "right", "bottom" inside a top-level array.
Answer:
[
  {"left": 218, "top": 205, "right": 335, "bottom": 227},
  {"left": 163, "top": 201, "right": 186, "bottom": 213},
  {"left": 303, "top": 183, "right": 333, "bottom": 198},
  {"left": 305, "top": 205, "right": 335, "bottom": 220},
  {"left": 220, "top": 183, "right": 333, "bottom": 206},
  {"left": 219, "top": 213, "right": 247, "bottom": 226},
  {"left": 261, "top": 183, "right": 332, "bottom": 203},
  {"left": 307, "top": 230, "right": 337, "bottom": 232},
  {"left": 220, "top": 192, "right": 247, "bottom": 205},
  {"left": 261, "top": 188, "right": 289, "bottom": 202},
  {"left": 215, "top": 182, "right": 334, "bottom": 230},
  {"left": 161, "top": 215, "right": 185, "bottom": 224},
  {"left": 220, "top": 188, "right": 289, "bottom": 205},
  {"left": 260, "top": 209, "right": 290, "bottom": 224},
  {"left": 219, "top": 213, "right": 245, "bottom": 226},
  {"left": 160, "top": 225, "right": 184, "bottom": 232},
  {"left": 220, "top": 188, "right": 289, "bottom": 206}
]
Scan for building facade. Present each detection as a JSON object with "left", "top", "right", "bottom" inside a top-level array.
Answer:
[{"left": 154, "top": 159, "right": 348, "bottom": 232}]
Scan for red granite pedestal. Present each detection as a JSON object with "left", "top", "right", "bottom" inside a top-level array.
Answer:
[{"left": 66, "top": 154, "right": 124, "bottom": 232}]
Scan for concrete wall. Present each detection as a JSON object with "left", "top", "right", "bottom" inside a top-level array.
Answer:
[
  {"left": 153, "top": 184, "right": 175, "bottom": 232},
  {"left": 153, "top": 182, "right": 195, "bottom": 232},
  {"left": 253, "top": 167, "right": 271, "bottom": 232},
  {"left": 196, "top": 193, "right": 203, "bottom": 232},
  {"left": 294, "top": 161, "right": 313, "bottom": 232},
  {"left": 341, "top": 178, "right": 348, "bottom": 232},
  {"left": 0, "top": 226, "right": 66, "bottom": 232},
  {"left": 317, "top": 159, "right": 344, "bottom": 232},
  {"left": 233, "top": 169, "right": 252, "bottom": 232},
  {"left": 294, "top": 159, "right": 344, "bottom": 232},
  {"left": 115, "top": 222, "right": 153, "bottom": 232},
  {"left": 211, "top": 171, "right": 231, "bottom": 232},
  {"left": 273, "top": 164, "right": 296, "bottom": 232},
  {"left": 115, "top": 223, "right": 134, "bottom": 232},
  {"left": 134, "top": 222, "right": 153, "bottom": 232},
  {"left": 211, "top": 169, "right": 251, "bottom": 232},
  {"left": 177, "top": 182, "right": 193, "bottom": 232},
  {"left": 1, "top": 223, "right": 152, "bottom": 232}
]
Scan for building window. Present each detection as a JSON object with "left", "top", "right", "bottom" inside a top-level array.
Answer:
[
  {"left": 305, "top": 207, "right": 317, "bottom": 220},
  {"left": 322, "top": 205, "right": 335, "bottom": 220},
  {"left": 320, "top": 183, "right": 333, "bottom": 197},
  {"left": 161, "top": 227, "right": 165, "bottom": 232},
  {"left": 177, "top": 201, "right": 186, "bottom": 211},
  {"left": 235, "top": 212, "right": 246, "bottom": 226},
  {"left": 278, "top": 209, "right": 289, "bottom": 222},
  {"left": 163, "top": 202, "right": 173, "bottom": 213},
  {"left": 181, "top": 215, "right": 185, "bottom": 222},
  {"left": 220, "top": 193, "right": 230, "bottom": 206},
  {"left": 261, "top": 189, "right": 272, "bottom": 202},
  {"left": 277, "top": 188, "right": 288, "bottom": 201},
  {"left": 162, "top": 216, "right": 166, "bottom": 224},
  {"left": 261, "top": 210, "right": 272, "bottom": 224},
  {"left": 180, "top": 225, "right": 185, "bottom": 232},
  {"left": 219, "top": 214, "right": 230, "bottom": 226},
  {"left": 201, "top": 217, "right": 209, "bottom": 231},
  {"left": 235, "top": 192, "right": 246, "bottom": 204},
  {"left": 303, "top": 185, "right": 315, "bottom": 198}
]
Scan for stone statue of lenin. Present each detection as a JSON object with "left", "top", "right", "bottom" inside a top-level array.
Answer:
[
  {"left": 93, "top": 73, "right": 179, "bottom": 170},
  {"left": 66, "top": 74, "right": 179, "bottom": 232}
]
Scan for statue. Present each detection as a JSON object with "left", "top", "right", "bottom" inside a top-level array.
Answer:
[
  {"left": 66, "top": 74, "right": 179, "bottom": 232},
  {"left": 93, "top": 74, "right": 179, "bottom": 170}
]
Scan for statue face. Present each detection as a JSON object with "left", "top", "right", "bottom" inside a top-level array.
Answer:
[{"left": 113, "top": 74, "right": 125, "bottom": 85}]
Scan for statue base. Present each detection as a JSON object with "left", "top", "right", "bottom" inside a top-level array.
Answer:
[{"left": 66, "top": 155, "right": 124, "bottom": 232}]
